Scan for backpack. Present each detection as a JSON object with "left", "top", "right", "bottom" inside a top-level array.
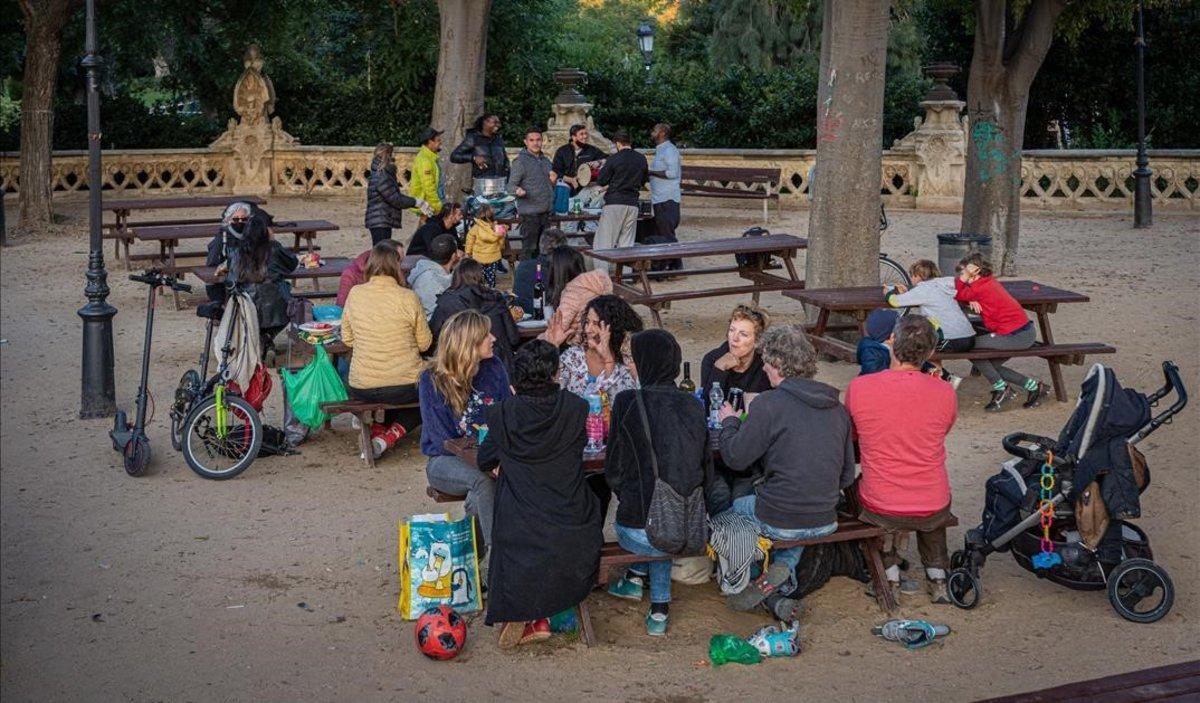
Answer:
[
  {"left": 734, "top": 226, "right": 774, "bottom": 269},
  {"left": 258, "top": 424, "right": 295, "bottom": 457},
  {"left": 633, "top": 390, "right": 709, "bottom": 555}
]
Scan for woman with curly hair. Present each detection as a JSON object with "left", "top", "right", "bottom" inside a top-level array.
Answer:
[
  {"left": 556, "top": 294, "right": 644, "bottom": 400},
  {"left": 418, "top": 310, "right": 511, "bottom": 553}
]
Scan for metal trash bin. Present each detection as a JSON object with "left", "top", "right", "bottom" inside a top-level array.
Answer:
[{"left": 937, "top": 233, "right": 992, "bottom": 276}]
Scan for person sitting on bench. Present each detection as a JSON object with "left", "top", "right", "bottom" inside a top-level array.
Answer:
[
  {"left": 844, "top": 314, "right": 957, "bottom": 604},
  {"left": 604, "top": 329, "right": 726, "bottom": 637},
  {"left": 340, "top": 241, "right": 432, "bottom": 459},
  {"left": 537, "top": 246, "right": 612, "bottom": 347},
  {"left": 717, "top": 325, "right": 856, "bottom": 621},
  {"left": 418, "top": 310, "right": 511, "bottom": 556},
  {"left": 477, "top": 341, "right": 602, "bottom": 648},
  {"left": 429, "top": 258, "right": 521, "bottom": 372}
]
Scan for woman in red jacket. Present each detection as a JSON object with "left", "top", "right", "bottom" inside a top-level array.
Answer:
[{"left": 955, "top": 253, "right": 1048, "bottom": 412}]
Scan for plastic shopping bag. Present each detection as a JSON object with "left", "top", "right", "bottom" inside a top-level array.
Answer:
[
  {"left": 280, "top": 344, "right": 347, "bottom": 429},
  {"left": 398, "top": 513, "right": 483, "bottom": 619}
]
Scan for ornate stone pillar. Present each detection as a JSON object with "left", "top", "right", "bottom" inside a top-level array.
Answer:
[
  {"left": 544, "top": 68, "right": 613, "bottom": 155},
  {"left": 209, "top": 45, "right": 297, "bottom": 196},
  {"left": 892, "top": 63, "right": 967, "bottom": 212}
]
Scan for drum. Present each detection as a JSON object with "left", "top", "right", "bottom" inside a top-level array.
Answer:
[
  {"left": 472, "top": 177, "right": 507, "bottom": 197},
  {"left": 575, "top": 163, "right": 592, "bottom": 187}
]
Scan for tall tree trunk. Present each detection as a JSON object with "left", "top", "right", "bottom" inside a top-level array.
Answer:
[
  {"left": 961, "top": 0, "right": 1066, "bottom": 275},
  {"left": 431, "top": 0, "right": 491, "bottom": 202},
  {"left": 805, "top": 0, "right": 890, "bottom": 293},
  {"left": 17, "top": 0, "right": 79, "bottom": 228}
]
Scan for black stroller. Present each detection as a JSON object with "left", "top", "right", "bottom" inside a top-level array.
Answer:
[{"left": 948, "top": 361, "right": 1188, "bottom": 623}]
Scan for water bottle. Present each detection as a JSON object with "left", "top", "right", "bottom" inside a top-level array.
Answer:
[
  {"left": 585, "top": 394, "right": 605, "bottom": 454},
  {"left": 708, "top": 383, "right": 724, "bottom": 429}
]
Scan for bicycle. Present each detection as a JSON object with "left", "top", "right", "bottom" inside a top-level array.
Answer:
[
  {"left": 169, "top": 291, "right": 263, "bottom": 480},
  {"left": 877, "top": 204, "right": 912, "bottom": 289}
]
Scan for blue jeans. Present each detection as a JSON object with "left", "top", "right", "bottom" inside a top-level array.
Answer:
[
  {"left": 614, "top": 524, "right": 673, "bottom": 604},
  {"left": 733, "top": 495, "right": 838, "bottom": 594}
]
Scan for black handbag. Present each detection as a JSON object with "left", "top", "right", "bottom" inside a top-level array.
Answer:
[{"left": 633, "top": 390, "right": 709, "bottom": 556}]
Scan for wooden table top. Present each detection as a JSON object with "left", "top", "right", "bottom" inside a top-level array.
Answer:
[
  {"left": 104, "top": 195, "right": 265, "bottom": 212},
  {"left": 497, "top": 212, "right": 602, "bottom": 225},
  {"left": 192, "top": 257, "right": 350, "bottom": 285},
  {"left": 587, "top": 233, "right": 807, "bottom": 264},
  {"left": 132, "top": 219, "right": 340, "bottom": 241},
  {"left": 783, "top": 279, "right": 1089, "bottom": 311}
]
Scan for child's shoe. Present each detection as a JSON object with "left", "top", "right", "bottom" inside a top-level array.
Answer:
[
  {"left": 645, "top": 611, "right": 668, "bottom": 637},
  {"left": 985, "top": 385, "right": 1015, "bottom": 412},
  {"left": 1022, "top": 380, "right": 1049, "bottom": 408},
  {"left": 607, "top": 575, "right": 644, "bottom": 601},
  {"left": 518, "top": 618, "right": 552, "bottom": 644}
]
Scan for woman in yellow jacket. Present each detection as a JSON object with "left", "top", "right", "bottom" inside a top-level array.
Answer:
[
  {"left": 464, "top": 203, "right": 507, "bottom": 287},
  {"left": 340, "top": 241, "right": 434, "bottom": 458}
]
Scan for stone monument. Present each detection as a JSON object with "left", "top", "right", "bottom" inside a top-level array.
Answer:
[
  {"left": 543, "top": 68, "right": 614, "bottom": 155},
  {"left": 210, "top": 45, "right": 297, "bottom": 195},
  {"left": 892, "top": 62, "right": 967, "bottom": 212}
]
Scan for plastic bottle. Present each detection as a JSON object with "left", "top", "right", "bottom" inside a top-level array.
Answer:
[
  {"left": 585, "top": 394, "right": 605, "bottom": 454},
  {"left": 708, "top": 383, "right": 724, "bottom": 429}
]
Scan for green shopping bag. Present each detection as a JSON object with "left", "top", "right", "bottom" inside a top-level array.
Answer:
[{"left": 281, "top": 344, "right": 348, "bottom": 429}]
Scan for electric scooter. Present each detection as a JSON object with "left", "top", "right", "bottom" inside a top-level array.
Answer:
[{"left": 110, "top": 269, "right": 192, "bottom": 476}]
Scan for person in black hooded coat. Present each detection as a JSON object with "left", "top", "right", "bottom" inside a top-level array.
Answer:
[
  {"left": 429, "top": 258, "right": 521, "bottom": 371},
  {"left": 477, "top": 340, "right": 602, "bottom": 647}
]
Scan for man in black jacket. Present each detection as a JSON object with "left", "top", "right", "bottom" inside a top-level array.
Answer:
[
  {"left": 593, "top": 130, "right": 647, "bottom": 274},
  {"left": 408, "top": 203, "right": 463, "bottom": 258},
  {"left": 450, "top": 114, "right": 509, "bottom": 179},
  {"left": 550, "top": 124, "right": 607, "bottom": 197},
  {"left": 717, "top": 324, "right": 856, "bottom": 618}
]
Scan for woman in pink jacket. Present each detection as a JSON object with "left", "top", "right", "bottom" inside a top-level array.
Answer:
[{"left": 538, "top": 246, "right": 613, "bottom": 347}]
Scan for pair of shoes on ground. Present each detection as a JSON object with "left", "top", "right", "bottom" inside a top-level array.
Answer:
[
  {"left": 497, "top": 618, "right": 551, "bottom": 649},
  {"left": 985, "top": 380, "right": 1049, "bottom": 412},
  {"left": 872, "top": 619, "right": 951, "bottom": 649},
  {"left": 607, "top": 574, "right": 669, "bottom": 636},
  {"left": 369, "top": 422, "right": 406, "bottom": 459}
]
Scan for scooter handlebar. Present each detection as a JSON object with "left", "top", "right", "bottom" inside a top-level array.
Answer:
[{"left": 129, "top": 270, "right": 192, "bottom": 293}]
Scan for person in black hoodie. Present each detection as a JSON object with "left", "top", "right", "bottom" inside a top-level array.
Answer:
[
  {"left": 604, "top": 329, "right": 729, "bottom": 637},
  {"left": 717, "top": 324, "right": 856, "bottom": 618},
  {"left": 429, "top": 258, "right": 521, "bottom": 371},
  {"left": 477, "top": 341, "right": 602, "bottom": 648},
  {"left": 450, "top": 114, "right": 509, "bottom": 179}
]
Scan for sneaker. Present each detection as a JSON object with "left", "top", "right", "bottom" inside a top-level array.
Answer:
[
  {"left": 645, "top": 611, "right": 668, "bottom": 637},
  {"left": 928, "top": 579, "right": 952, "bottom": 605},
  {"left": 607, "top": 576, "right": 644, "bottom": 602},
  {"left": 1023, "top": 380, "right": 1049, "bottom": 409},
  {"left": 770, "top": 596, "right": 802, "bottom": 621},
  {"left": 985, "top": 385, "right": 1015, "bottom": 412},
  {"left": 748, "top": 621, "right": 800, "bottom": 657},
  {"left": 370, "top": 422, "right": 407, "bottom": 459},
  {"left": 498, "top": 621, "right": 524, "bottom": 649},
  {"left": 518, "top": 618, "right": 552, "bottom": 645}
]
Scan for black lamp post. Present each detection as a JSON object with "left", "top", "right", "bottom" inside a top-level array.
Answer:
[
  {"left": 1133, "top": 0, "right": 1152, "bottom": 228},
  {"left": 636, "top": 19, "right": 655, "bottom": 84},
  {"left": 78, "top": 0, "right": 117, "bottom": 419}
]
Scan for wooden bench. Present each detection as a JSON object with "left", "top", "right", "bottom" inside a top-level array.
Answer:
[
  {"left": 319, "top": 399, "right": 419, "bottom": 468},
  {"left": 977, "top": 659, "right": 1200, "bottom": 703},
  {"left": 104, "top": 195, "right": 266, "bottom": 267},
  {"left": 680, "top": 165, "right": 782, "bottom": 222}
]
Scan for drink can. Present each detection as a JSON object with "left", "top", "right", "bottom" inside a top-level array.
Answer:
[{"left": 728, "top": 388, "right": 745, "bottom": 413}]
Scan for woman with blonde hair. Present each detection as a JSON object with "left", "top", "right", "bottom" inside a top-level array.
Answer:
[
  {"left": 418, "top": 310, "right": 511, "bottom": 552},
  {"left": 341, "top": 240, "right": 432, "bottom": 459}
]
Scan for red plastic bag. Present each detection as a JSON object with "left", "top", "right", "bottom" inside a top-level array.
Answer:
[{"left": 242, "top": 364, "right": 273, "bottom": 412}]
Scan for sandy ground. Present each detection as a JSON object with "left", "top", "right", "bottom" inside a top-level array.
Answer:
[{"left": 1, "top": 196, "right": 1197, "bottom": 703}]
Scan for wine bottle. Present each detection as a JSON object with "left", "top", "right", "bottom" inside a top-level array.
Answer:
[
  {"left": 679, "top": 361, "right": 696, "bottom": 394},
  {"left": 532, "top": 263, "right": 545, "bottom": 320}
]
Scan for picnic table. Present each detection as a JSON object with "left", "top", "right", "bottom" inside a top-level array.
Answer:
[
  {"left": 103, "top": 195, "right": 266, "bottom": 267},
  {"left": 192, "top": 256, "right": 351, "bottom": 291},
  {"left": 443, "top": 436, "right": 605, "bottom": 476},
  {"left": 586, "top": 233, "right": 807, "bottom": 327},
  {"left": 131, "top": 219, "right": 339, "bottom": 276},
  {"left": 784, "top": 280, "right": 1115, "bottom": 402}
]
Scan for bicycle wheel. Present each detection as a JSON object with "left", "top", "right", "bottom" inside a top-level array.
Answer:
[
  {"left": 181, "top": 393, "right": 262, "bottom": 480},
  {"left": 878, "top": 255, "right": 911, "bottom": 289}
]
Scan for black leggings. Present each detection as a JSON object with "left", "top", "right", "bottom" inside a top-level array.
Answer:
[
  {"left": 348, "top": 383, "right": 421, "bottom": 431},
  {"left": 369, "top": 227, "right": 393, "bottom": 246},
  {"left": 938, "top": 336, "right": 976, "bottom": 353}
]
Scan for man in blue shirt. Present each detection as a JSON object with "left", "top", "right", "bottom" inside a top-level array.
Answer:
[{"left": 648, "top": 123, "right": 682, "bottom": 270}]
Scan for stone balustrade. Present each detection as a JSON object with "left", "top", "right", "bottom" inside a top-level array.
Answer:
[{"left": 4, "top": 146, "right": 1195, "bottom": 212}]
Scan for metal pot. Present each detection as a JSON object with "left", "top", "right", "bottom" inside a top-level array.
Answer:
[{"left": 472, "top": 177, "right": 507, "bottom": 197}]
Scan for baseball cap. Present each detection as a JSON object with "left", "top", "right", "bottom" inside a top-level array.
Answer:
[{"left": 418, "top": 127, "right": 444, "bottom": 144}]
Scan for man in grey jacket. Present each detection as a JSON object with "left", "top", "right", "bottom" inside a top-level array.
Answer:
[
  {"left": 407, "top": 234, "right": 461, "bottom": 319},
  {"left": 717, "top": 324, "right": 856, "bottom": 619},
  {"left": 506, "top": 127, "right": 554, "bottom": 260}
]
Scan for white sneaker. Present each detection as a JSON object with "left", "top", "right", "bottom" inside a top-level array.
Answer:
[{"left": 350, "top": 413, "right": 362, "bottom": 430}]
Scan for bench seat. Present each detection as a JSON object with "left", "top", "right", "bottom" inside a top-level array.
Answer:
[
  {"left": 935, "top": 341, "right": 1115, "bottom": 365},
  {"left": 319, "top": 399, "right": 419, "bottom": 468}
]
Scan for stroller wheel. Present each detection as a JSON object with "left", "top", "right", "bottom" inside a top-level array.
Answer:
[
  {"left": 948, "top": 569, "right": 981, "bottom": 610},
  {"left": 1107, "top": 558, "right": 1174, "bottom": 624}
]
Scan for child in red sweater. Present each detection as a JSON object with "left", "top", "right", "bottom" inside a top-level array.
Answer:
[{"left": 955, "top": 253, "right": 1048, "bottom": 411}]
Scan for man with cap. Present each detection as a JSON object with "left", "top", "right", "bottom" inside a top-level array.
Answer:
[{"left": 410, "top": 128, "right": 445, "bottom": 225}]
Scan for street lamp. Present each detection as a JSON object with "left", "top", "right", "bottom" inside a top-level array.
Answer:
[
  {"left": 78, "top": 0, "right": 117, "bottom": 418},
  {"left": 1133, "top": 0, "right": 1152, "bottom": 228},
  {"left": 636, "top": 19, "right": 655, "bottom": 84}
]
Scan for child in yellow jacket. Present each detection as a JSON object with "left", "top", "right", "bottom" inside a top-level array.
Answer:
[{"left": 464, "top": 203, "right": 507, "bottom": 286}]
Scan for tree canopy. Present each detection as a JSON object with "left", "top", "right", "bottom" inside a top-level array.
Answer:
[{"left": 2, "top": 0, "right": 1196, "bottom": 152}]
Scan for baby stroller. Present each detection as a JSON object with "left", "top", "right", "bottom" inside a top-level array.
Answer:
[{"left": 948, "top": 361, "right": 1188, "bottom": 623}]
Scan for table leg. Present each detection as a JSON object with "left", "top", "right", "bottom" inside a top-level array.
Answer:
[
  {"left": 1035, "top": 306, "right": 1067, "bottom": 402},
  {"left": 636, "top": 263, "right": 662, "bottom": 328},
  {"left": 782, "top": 251, "right": 801, "bottom": 285},
  {"left": 113, "top": 210, "right": 126, "bottom": 262},
  {"left": 577, "top": 600, "right": 596, "bottom": 647}
]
